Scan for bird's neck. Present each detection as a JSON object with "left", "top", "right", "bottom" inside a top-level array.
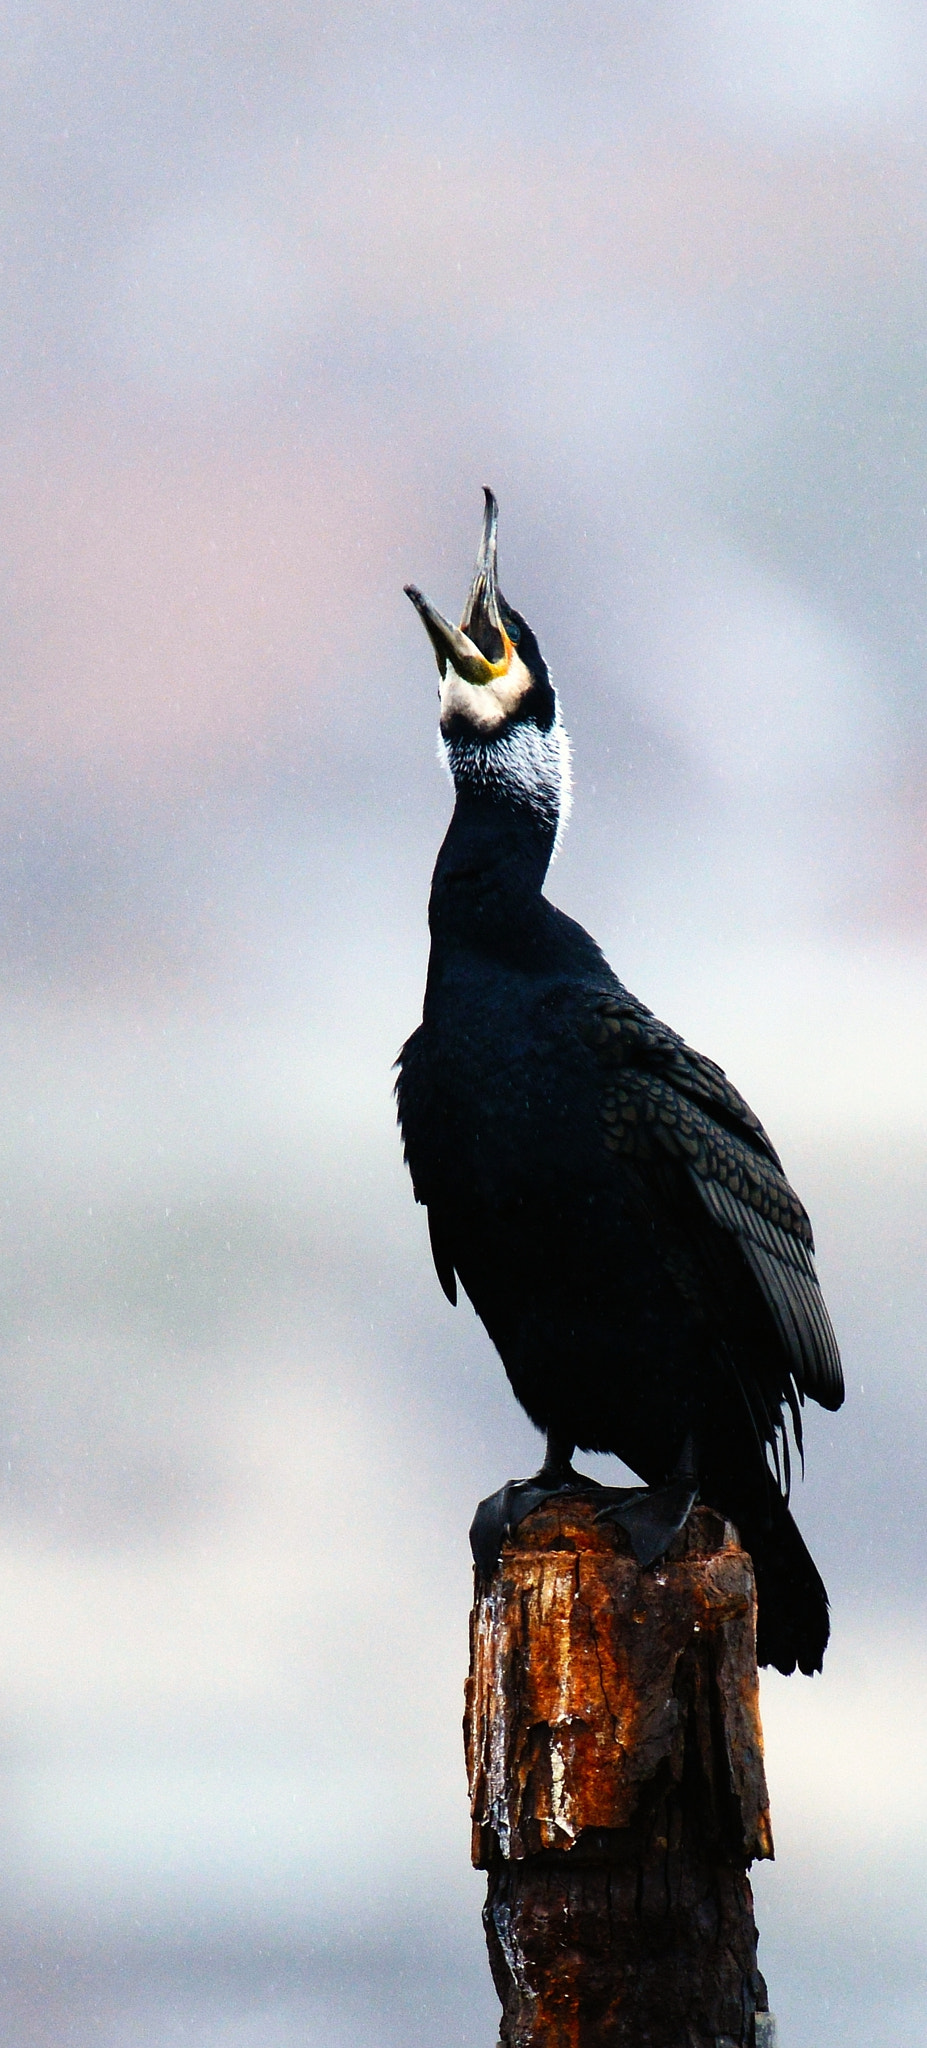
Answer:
[{"left": 428, "top": 787, "right": 556, "bottom": 950}]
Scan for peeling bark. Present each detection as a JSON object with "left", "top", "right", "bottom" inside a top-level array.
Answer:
[{"left": 464, "top": 1501, "right": 774, "bottom": 2047}]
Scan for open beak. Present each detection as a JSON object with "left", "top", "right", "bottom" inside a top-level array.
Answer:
[{"left": 405, "top": 489, "right": 513, "bottom": 684}]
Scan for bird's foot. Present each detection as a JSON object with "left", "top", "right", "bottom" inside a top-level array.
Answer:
[
  {"left": 470, "top": 1461, "right": 605, "bottom": 1578},
  {"left": 470, "top": 1435, "right": 699, "bottom": 1577},
  {"left": 469, "top": 1424, "right": 652, "bottom": 1579},
  {"left": 594, "top": 1437, "right": 699, "bottom": 1568}
]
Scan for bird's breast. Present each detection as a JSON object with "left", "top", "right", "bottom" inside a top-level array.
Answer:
[{"left": 399, "top": 972, "right": 604, "bottom": 1218}]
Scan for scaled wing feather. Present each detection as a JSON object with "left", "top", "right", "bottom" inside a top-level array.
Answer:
[{"left": 583, "top": 993, "right": 844, "bottom": 1416}]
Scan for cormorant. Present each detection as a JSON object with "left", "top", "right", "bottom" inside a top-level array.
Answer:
[{"left": 396, "top": 491, "right": 844, "bottom": 1676}]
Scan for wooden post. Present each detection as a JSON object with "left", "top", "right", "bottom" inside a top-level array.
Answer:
[{"left": 464, "top": 1499, "right": 777, "bottom": 2048}]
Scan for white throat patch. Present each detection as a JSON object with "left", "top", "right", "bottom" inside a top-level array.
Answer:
[{"left": 440, "top": 699, "right": 573, "bottom": 861}]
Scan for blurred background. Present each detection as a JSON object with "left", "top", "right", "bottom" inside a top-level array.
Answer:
[{"left": 1, "top": 2, "right": 926, "bottom": 2041}]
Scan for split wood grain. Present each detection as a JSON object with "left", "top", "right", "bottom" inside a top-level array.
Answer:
[{"left": 464, "top": 1499, "right": 776, "bottom": 2048}]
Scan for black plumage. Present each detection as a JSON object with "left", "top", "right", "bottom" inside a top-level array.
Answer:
[{"left": 397, "top": 492, "right": 843, "bottom": 1676}]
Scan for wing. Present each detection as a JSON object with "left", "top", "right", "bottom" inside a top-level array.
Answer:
[
  {"left": 580, "top": 991, "right": 844, "bottom": 1421},
  {"left": 395, "top": 1024, "right": 459, "bottom": 1305}
]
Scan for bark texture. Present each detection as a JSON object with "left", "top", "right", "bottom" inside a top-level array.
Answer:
[{"left": 464, "top": 1500, "right": 774, "bottom": 2048}]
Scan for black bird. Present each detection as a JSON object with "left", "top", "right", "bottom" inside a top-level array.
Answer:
[{"left": 396, "top": 491, "right": 844, "bottom": 1676}]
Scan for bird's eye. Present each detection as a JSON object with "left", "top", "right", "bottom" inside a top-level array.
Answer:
[{"left": 505, "top": 618, "right": 521, "bottom": 645}]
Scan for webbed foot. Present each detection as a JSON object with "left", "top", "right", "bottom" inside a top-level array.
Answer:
[
  {"left": 469, "top": 1428, "right": 639, "bottom": 1579},
  {"left": 594, "top": 1435, "right": 699, "bottom": 1567}
]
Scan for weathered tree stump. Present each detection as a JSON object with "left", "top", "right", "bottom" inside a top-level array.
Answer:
[{"left": 464, "top": 1499, "right": 776, "bottom": 2048}]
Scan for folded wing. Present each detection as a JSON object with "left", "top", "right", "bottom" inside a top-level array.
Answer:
[{"left": 581, "top": 993, "right": 844, "bottom": 1421}]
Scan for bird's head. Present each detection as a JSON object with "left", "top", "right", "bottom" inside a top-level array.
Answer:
[{"left": 404, "top": 490, "right": 571, "bottom": 848}]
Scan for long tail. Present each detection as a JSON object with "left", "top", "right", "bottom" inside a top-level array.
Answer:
[{"left": 735, "top": 1487, "right": 830, "bottom": 1676}]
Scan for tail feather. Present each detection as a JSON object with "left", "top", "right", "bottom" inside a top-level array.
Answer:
[
  {"left": 747, "top": 1490, "right": 830, "bottom": 1675},
  {"left": 716, "top": 1484, "right": 830, "bottom": 1676}
]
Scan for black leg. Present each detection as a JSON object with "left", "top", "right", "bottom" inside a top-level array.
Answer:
[{"left": 536, "top": 1427, "right": 579, "bottom": 1486}]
